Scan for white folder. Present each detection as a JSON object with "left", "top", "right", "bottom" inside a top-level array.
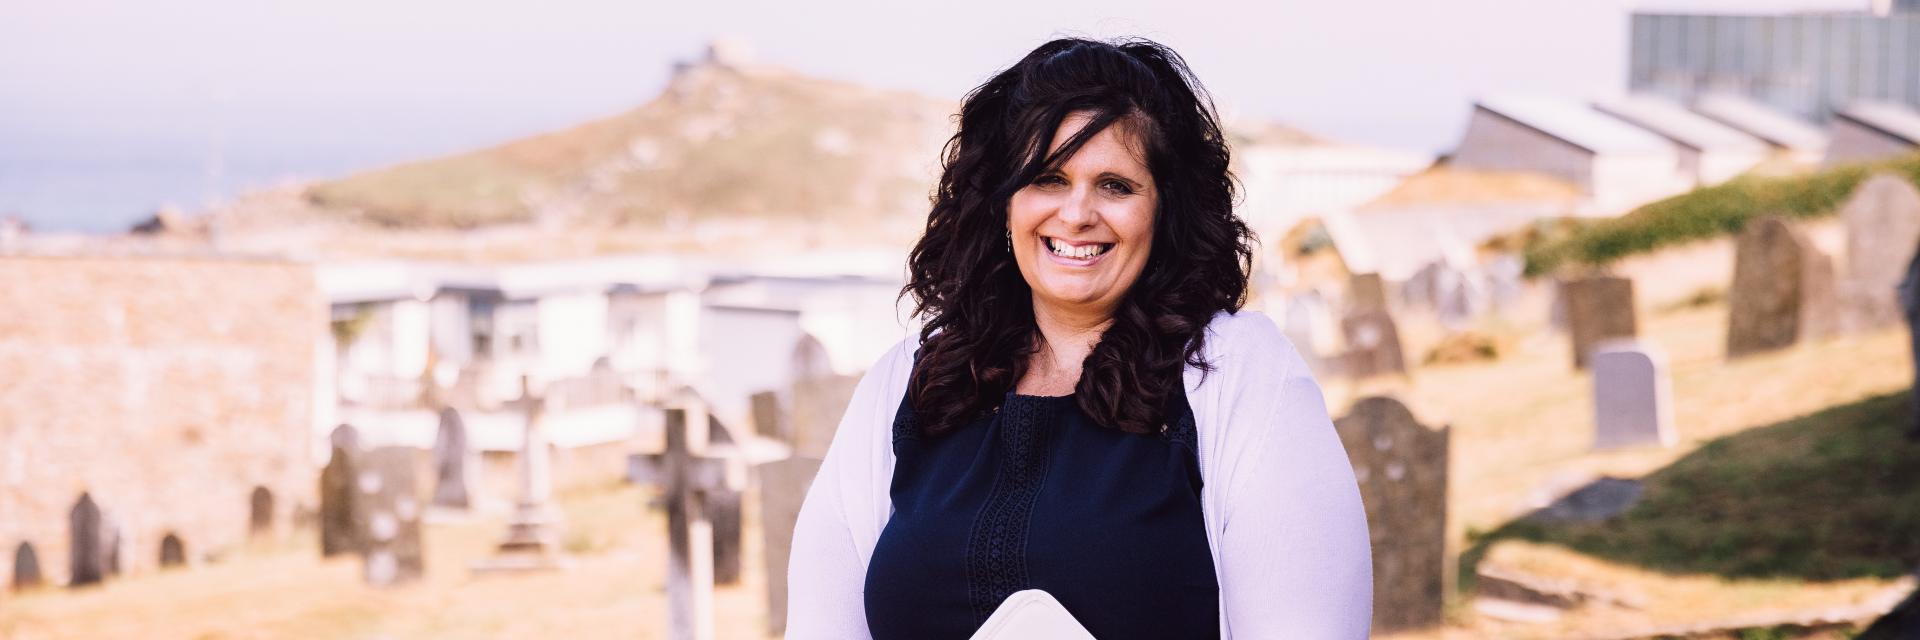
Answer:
[{"left": 969, "top": 589, "right": 1097, "bottom": 640}]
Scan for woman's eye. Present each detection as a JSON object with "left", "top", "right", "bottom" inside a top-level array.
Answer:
[
  {"left": 1102, "top": 180, "right": 1134, "bottom": 195},
  {"left": 1033, "top": 175, "right": 1065, "bottom": 187}
]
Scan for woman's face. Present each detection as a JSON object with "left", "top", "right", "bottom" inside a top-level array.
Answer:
[{"left": 1008, "top": 111, "right": 1157, "bottom": 322}]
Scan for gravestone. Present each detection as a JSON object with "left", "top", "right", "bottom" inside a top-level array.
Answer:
[
  {"left": 790, "top": 375, "right": 859, "bottom": 459},
  {"left": 1727, "top": 216, "right": 1837, "bottom": 358},
  {"left": 1902, "top": 252, "right": 1920, "bottom": 439},
  {"left": 1563, "top": 275, "right": 1638, "bottom": 369},
  {"left": 756, "top": 376, "right": 857, "bottom": 637},
  {"left": 1840, "top": 173, "right": 1920, "bottom": 331},
  {"left": 750, "top": 391, "right": 786, "bottom": 441},
  {"left": 698, "top": 410, "right": 745, "bottom": 587},
  {"left": 431, "top": 407, "right": 473, "bottom": 510},
  {"left": 1340, "top": 310, "right": 1407, "bottom": 378},
  {"left": 320, "top": 424, "right": 362, "bottom": 557},
  {"left": 12, "top": 542, "right": 43, "bottom": 589},
  {"left": 356, "top": 446, "right": 425, "bottom": 586},
  {"left": 1334, "top": 396, "right": 1450, "bottom": 634},
  {"left": 249, "top": 486, "right": 274, "bottom": 535},
  {"left": 1348, "top": 272, "right": 1389, "bottom": 315},
  {"left": 68, "top": 493, "right": 107, "bottom": 587},
  {"left": 473, "top": 377, "right": 568, "bottom": 572},
  {"left": 1590, "top": 341, "right": 1677, "bottom": 450},
  {"left": 159, "top": 533, "right": 186, "bottom": 568},
  {"left": 632, "top": 396, "right": 744, "bottom": 640}
]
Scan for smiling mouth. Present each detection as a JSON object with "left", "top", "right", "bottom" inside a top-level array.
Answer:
[{"left": 1044, "top": 237, "right": 1114, "bottom": 259}]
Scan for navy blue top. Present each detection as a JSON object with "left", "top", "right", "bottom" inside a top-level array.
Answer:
[{"left": 863, "top": 375, "right": 1220, "bottom": 639}]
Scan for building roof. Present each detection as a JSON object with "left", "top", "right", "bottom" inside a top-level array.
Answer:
[
  {"left": 1692, "top": 93, "right": 1830, "bottom": 152},
  {"left": 1836, "top": 101, "right": 1920, "bottom": 145},
  {"left": 1475, "top": 95, "right": 1676, "bottom": 155},
  {"left": 1594, "top": 95, "right": 1770, "bottom": 153}
]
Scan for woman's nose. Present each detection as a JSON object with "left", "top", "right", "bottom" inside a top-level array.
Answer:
[{"left": 1056, "top": 187, "right": 1097, "bottom": 228}]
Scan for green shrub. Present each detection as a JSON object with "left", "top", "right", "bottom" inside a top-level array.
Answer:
[{"left": 1523, "top": 153, "right": 1920, "bottom": 277}]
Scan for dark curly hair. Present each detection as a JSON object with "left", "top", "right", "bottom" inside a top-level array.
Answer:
[{"left": 903, "top": 36, "right": 1254, "bottom": 436}]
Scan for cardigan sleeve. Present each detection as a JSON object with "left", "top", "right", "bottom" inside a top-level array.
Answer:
[
  {"left": 1209, "top": 315, "right": 1373, "bottom": 638},
  {"left": 785, "top": 338, "right": 912, "bottom": 639}
]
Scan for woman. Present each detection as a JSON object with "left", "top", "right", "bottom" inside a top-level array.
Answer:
[{"left": 788, "top": 37, "right": 1371, "bottom": 638}]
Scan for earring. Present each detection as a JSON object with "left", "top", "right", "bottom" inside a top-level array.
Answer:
[{"left": 1006, "top": 229, "right": 1012, "bottom": 253}]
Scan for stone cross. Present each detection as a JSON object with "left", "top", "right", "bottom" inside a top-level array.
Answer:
[
  {"left": 320, "top": 424, "right": 363, "bottom": 557},
  {"left": 631, "top": 392, "right": 744, "bottom": 640},
  {"left": 1727, "top": 216, "right": 1836, "bottom": 358},
  {"left": 431, "top": 407, "right": 474, "bottom": 510},
  {"left": 1590, "top": 340, "right": 1677, "bottom": 450},
  {"left": 474, "top": 375, "right": 568, "bottom": 572},
  {"left": 357, "top": 446, "right": 425, "bottom": 586},
  {"left": 1334, "top": 396, "right": 1450, "bottom": 634},
  {"left": 1563, "top": 275, "right": 1638, "bottom": 370}
]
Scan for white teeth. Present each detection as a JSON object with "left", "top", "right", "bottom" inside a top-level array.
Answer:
[{"left": 1046, "top": 238, "right": 1108, "bottom": 259}]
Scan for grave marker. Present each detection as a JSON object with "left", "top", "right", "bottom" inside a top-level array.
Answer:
[
  {"left": 1563, "top": 275, "right": 1638, "bottom": 369},
  {"left": 12, "top": 542, "right": 42, "bottom": 589},
  {"left": 1335, "top": 396, "right": 1450, "bottom": 634},
  {"left": 68, "top": 493, "right": 106, "bottom": 587},
  {"left": 631, "top": 394, "right": 744, "bottom": 640},
  {"left": 1591, "top": 341, "right": 1677, "bottom": 450},
  {"left": 431, "top": 407, "right": 474, "bottom": 510},
  {"left": 357, "top": 446, "right": 425, "bottom": 586},
  {"left": 1341, "top": 310, "right": 1407, "bottom": 378},
  {"left": 1727, "top": 216, "right": 1836, "bottom": 358},
  {"left": 1840, "top": 173, "right": 1920, "bottom": 331},
  {"left": 320, "top": 424, "right": 362, "bottom": 557}
]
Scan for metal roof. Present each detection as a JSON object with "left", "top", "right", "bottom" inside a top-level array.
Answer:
[
  {"left": 1692, "top": 93, "right": 1830, "bottom": 152},
  {"left": 1837, "top": 101, "right": 1920, "bottom": 145},
  {"left": 1476, "top": 95, "right": 1676, "bottom": 155},
  {"left": 1594, "top": 95, "right": 1770, "bottom": 153}
]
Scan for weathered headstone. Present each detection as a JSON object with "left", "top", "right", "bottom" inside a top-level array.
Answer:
[
  {"left": 356, "top": 446, "right": 425, "bottom": 586},
  {"left": 1591, "top": 341, "right": 1677, "bottom": 450},
  {"left": 790, "top": 375, "right": 858, "bottom": 459},
  {"left": 250, "top": 486, "right": 274, "bottom": 535},
  {"left": 699, "top": 411, "right": 745, "bottom": 587},
  {"left": 1563, "top": 275, "right": 1638, "bottom": 369},
  {"left": 756, "top": 376, "right": 857, "bottom": 637},
  {"left": 631, "top": 395, "right": 744, "bottom": 640},
  {"left": 1348, "top": 272, "right": 1389, "bottom": 315},
  {"left": 320, "top": 424, "right": 362, "bottom": 557},
  {"left": 159, "top": 533, "right": 186, "bottom": 568},
  {"left": 1334, "top": 396, "right": 1451, "bottom": 634},
  {"left": 68, "top": 493, "right": 108, "bottom": 587},
  {"left": 1727, "top": 216, "right": 1837, "bottom": 358},
  {"left": 12, "top": 542, "right": 43, "bottom": 589},
  {"left": 1840, "top": 173, "right": 1920, "bottom": 331},
  {"left": 431, "top": 407, "right": 474, "bottom": 510},
  {"left": 1341, "top": 310, "right": 1407, "bottom": 378},
  {"left": 750, "top": 391, "right": 786, "bottom": 441},
  {"left": 473, "top": 378, "right": 568, "bottom": 572},
  {"left": 1902, "top": 251, "right": 1920, "bottom": 439}
]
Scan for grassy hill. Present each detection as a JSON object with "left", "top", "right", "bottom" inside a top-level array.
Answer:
[{"left": 305, "top": 57, "right": 955, "bottom": 229}]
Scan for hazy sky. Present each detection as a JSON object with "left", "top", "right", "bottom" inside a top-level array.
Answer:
[{"left": 0, "top": 0, "right": 1869, "bottom": 231}]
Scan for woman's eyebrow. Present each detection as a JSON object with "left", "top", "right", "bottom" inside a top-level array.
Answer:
[{"left": 1099, "top": 171, "right": 1146, "bottom": 188}]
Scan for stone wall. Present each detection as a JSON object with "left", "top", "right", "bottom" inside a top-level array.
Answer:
[{"left": 0, "top": 255, "right": 324, "bottom": 585}]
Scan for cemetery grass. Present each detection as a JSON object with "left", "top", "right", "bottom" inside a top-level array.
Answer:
[
  {"left": 0, "top": 479, "right": 777, "bottom": 639},
  {"left": 1344, "top": 293, "right": 1916, "bottom": 636},
  {"left": 1482, "top": 390, "right": 1919, "bottom": 582}
]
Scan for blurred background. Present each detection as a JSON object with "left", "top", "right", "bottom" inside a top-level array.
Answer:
[{"left": 3, "top": 0, "right": 1919, "bottom": 637}]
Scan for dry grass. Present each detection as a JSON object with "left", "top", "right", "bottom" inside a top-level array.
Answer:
[{"left": 0, "top": 480, "right": 780, "bottom": 639}]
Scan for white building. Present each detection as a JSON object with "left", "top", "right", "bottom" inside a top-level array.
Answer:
[
  {"left": 1594, "top": 95, "right": 1770, "bottom": 186},
  {"left": 1826, "top": 102, "right": 1920, "bottom": 167},
  {"left": 1452, "top": 95, "right": 1687, "bottom": 213},
  {"left": 1232, "top": 123, "right": 1433, "bottom": 240}
]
